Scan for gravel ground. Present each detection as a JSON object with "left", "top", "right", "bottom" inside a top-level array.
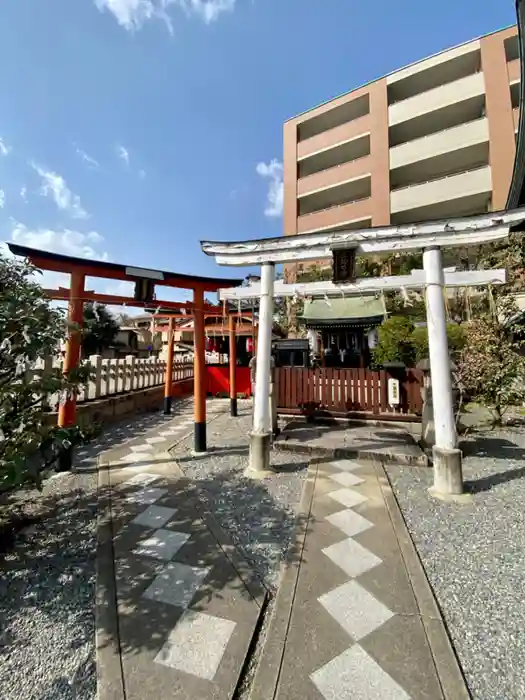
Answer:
[
  {"left": 0, "top": 408, "right": 178, "bottom": 700},
  {"left": 172, "top": 404, "right": 308, "bottom": 590},
  {"left": 386, "top": 427, "right": 525, "bottom": 700},
  {"left": 0, "top": 470, "right": 97, "bottom": 700}
]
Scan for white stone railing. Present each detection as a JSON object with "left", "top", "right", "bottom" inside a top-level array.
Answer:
[{"left": 34, "top": 355, "right": 194, "bottom": 408}]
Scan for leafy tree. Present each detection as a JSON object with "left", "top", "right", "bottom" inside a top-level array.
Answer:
[
  {"left": 0, "top": 254, "right": 91, "bottom": 490},
  {"left": 476, "top": 233, "right": 525, "bottom": 292},
  {"left": 411, "top": 323, "right": 466, "bottom": 363},
  {"left": 372, "top": 316, "right": 415, "bottom": 367},
  {"left": 82, "top": 302, "right": 120, "bottom": 357},
  {"left": 456, "top": 296, "right": 525, "bottom": 425}
]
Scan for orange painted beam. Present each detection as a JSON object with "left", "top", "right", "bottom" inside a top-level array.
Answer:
[
  {"left": 20, "top": 252, "right": 238, "bottom": 292},
  {"left": 43, "top": 288, "right": 220, "bottom": 314}
]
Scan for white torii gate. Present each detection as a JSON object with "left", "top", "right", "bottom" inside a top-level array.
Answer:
[{"left": 201, "top": 206, "right": 525, "bottom": 497}]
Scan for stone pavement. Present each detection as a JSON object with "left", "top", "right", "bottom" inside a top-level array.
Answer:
[
  {"left": 275, "top": 419, "right": 428, "bottom": 466},
  {"left": 94, "top": 399, "right": 468, "bottom": 699},
  {"left": 250, "top": 456, "right": 469, "bottom": 700},
  {"left": 97, "top": 399, "right": 267, "bottom": 700}
]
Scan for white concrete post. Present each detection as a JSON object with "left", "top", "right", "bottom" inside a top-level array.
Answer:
[
  {"left": 423, "top": 246, "right": 463, "bottom": 497},
  {"left": 126, "top": 355, "right": 136, "bottom": 393},
  {"left": 90, "top": 355, "right": 103, "bottom": 398},
  {"left": 115, "top": 358, "right": 122, "bottom": 393},
  {"left": 248, "top": 262, "right": 275, "bottom": 474}
]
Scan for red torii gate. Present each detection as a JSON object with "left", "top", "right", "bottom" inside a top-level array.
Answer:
[
  {"left": 8, "top": 243, "right": 243, "bottom": 468},
  {"left": 150, "top": 309, "right": 255, "bottom": 418}
]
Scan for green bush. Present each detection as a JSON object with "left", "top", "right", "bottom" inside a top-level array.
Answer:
[
  {"left": 372, "top": 317, "right": 415, "bottom": 367},
  {"left": 411, "top": 323, "right": 466, "bottom": 363},
  {"left": 373, "top": 316, "right": 467, "bottom": 368}
]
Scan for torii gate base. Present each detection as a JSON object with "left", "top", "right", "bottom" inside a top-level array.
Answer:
[{"left": 430, "top": 447, "right": 464, "bottom": 499}]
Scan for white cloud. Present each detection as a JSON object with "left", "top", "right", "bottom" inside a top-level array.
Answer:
[
  {"left": 20, "top": 187, "right": 27, "bottom": 202},
  {"left": 76, "top": 147, "right": 99, "bottom": 169},
  {"left": 138, "top": 168, "right": 146, "bottom": 179},
  {"left": 116, "top": 144, "right": 130, "bottom": 166},
  {"left": 32, "top": 163, "right": 89, "bottom": 219},
  {"left": 11, "top": 222, "right": 108, "bottom": 261},
  {"left": 0, "top": 190, "right": 4, "bottom": 209},
  {"left": 94, "top": 0, "right": 235, "bottom": 33},
  {"left": 4, "top": 223, "right": 109, "bottom": 294},
  {"left": 177, "top": 0, "right": 236, "bottom": 23},
  {"left": 256, "top": 159, "right": 284, "bottom": 218},
  {"left": 0, "top": 137, "right": 11, "bottom": 156}
]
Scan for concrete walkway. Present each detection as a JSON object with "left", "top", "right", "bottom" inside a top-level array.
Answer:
[
  {"left": 275, "top": 419, "right": 428, "bottom": 466},
  {"left": 97, "top": 401, "right": 267, "bottom": 700},
  {"left": 250, "top": 456, "right": 469, "bottom": 700},
  {"left": 95, "top": 401, "right": 468, "bottom": 699}
]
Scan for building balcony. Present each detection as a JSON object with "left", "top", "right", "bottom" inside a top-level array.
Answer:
[
  {"left": 390, "top": 118, "right": 489, "bottom": 170},
  {"left": 390, "top": 165, "right": 492, "bottom": 216},
  {"left": 388, "top": 71, "right": 485, "bottom": 128},
  {"left": 297, "top": 156, "right": 371, "bottom": 198},
  {"left": 297, "top": 93, "right": 369, "bottom": 143},
  {"left": 297, "top": 115, "right": 370, "bottom": 160},
  {"left": 297, "top": 199, "right": 372, "bottom": 235},
  {"left": 298, "top": 176, "right": 371, "bottom": 217},
  {"left": 298, "top": 133, "right": 370, "bottom": 178},
  {"left": 387, "top": 40, "right": 481, "bottom": 104},
  {"left": 508, "top": 58, "right": 520, "bottom": 85}
]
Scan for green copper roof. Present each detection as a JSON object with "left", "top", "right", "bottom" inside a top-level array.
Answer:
[{"left": 302, "top": 295, "right": 386, "bottom": 326}]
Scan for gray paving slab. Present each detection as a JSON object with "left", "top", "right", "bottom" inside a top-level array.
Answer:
[
  {"left": 249, "top": 457, "right": 469, "bottom": 700},
  {"left": 274, "top": 419, "right": 428, "bottom": 466},
  {"left": 96, "top": 404, "right": 266, "bottom": 700}
]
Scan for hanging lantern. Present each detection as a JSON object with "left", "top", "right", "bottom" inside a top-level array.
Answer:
[{"left": 367, "top": 328, "right": 379, "bottom": 349}]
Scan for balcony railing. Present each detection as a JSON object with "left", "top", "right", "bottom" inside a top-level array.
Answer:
[
  {"left": 390, "top": 164, "right": 491, "bottom": 194},
  {"left": 298, "top": 194, "right": 371, "bottom": 219},
  {"left": 388, "top": 68, "right": 482, "bottom": 106},
  {"left": 389, "top": 115, "right": 487, "bottom": 153},
  {"left": 298, "top": 153, "right": 371, "bottom": 185}
]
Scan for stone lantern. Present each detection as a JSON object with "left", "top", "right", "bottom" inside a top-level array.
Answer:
[{"left": 416, "top": 357, "right": 459, "bottom": 449}]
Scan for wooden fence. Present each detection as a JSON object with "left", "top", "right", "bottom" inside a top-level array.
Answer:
[
  {"left": 34, "top": 355, "right": 194, "bottom": 407},
  {"left": 276, "top": 367, "right": 423, "bottom": 421}
]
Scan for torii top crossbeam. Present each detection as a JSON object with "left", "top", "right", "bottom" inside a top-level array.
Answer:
[
  {"left": 201, "top": 206, "right": 525, "bottom": 266},
  {"left": 217, "top": 269, "right": 507, "bottom": 301},
  {"left": 8, "top": 243, "right": 242, "bottom": 292}
]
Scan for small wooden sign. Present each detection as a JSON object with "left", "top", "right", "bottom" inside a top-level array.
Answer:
[{"left": 332, "top": 247, "right": 357, "bottom": 284}]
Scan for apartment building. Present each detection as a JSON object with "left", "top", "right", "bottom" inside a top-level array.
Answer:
[{"left": 283, "top": 25, "right": 520, "bottom": 276}]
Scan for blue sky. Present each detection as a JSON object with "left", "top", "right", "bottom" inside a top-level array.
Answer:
[{"left": 0, "top": 0, "right": 517, "bottom": 306}]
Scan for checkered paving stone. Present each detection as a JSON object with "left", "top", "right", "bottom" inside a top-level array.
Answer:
[
  {"left": 102, "top": 404, "right": 260, "bottom": 697},
  {"left": 304, "top": 458, "right": 437, "bottom": 699}
]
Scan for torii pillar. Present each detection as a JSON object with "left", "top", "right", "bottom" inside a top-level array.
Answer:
[
  {"left": 229, "top": 314, "right": 238, "bottom": 417},
  {"left": 57, "top": 270, "right": 85, "bottom": 471},
  {"left": 248, "top": 262, "right": 275, "bottom": 473},
  {"left": 423, "top": 247, "right": 463, "bottom": 497},
  {"left": 193, "top": 286, "right": 207, "bottom": 453}
]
